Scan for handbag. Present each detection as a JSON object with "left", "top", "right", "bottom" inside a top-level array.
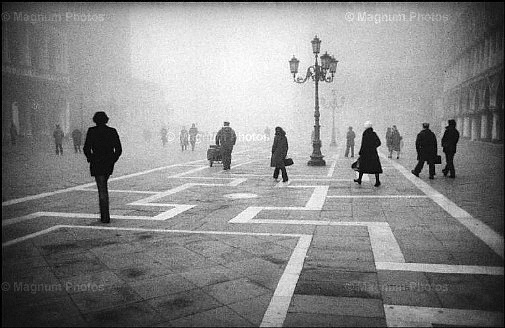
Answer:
[
  {"left": 284, "top": 158, "right": 294, "bottom": 166},
  {"left": 351, "top": 158, "right": 360, "bottom": 171},
  {"left": 435, "top": 155, "right": 442, "bottom": 164}
]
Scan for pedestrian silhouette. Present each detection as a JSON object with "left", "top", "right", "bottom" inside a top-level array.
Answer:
[
  {"left": 216, "top": 121, "right": 237, "bottom": 170},
  {"left": 83, "top": 112, "right": 122, "bottom": 223},
  {"left": 354, "top": 121, "right": 382, "bottom": 187},
  {"left": 189, "top": 123, "right": 198, "bottom": 151},
  {"left": 53, "top": 124, "right": 64, "bottom": 155},
  {"left": 345, "top": 126, "right": 356, "bottom": 157},
  {"left": 271, "top": 126, "right": 289, "bottom": 182},
  {"left": 180, "top": 126, "right": 189, "bottom": 151},
  {"left": 71, "top": 128, "right": 83, "bottom": 153},
  {"left": 441, "top": 119, "right": 460, "bottom": 178},
  {"left": 412, "top": 123, "right": 438, "bottom": 179}
]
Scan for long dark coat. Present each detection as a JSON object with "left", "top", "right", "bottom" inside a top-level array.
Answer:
[
  {"left": 441, "top": 126, "right": 459, "bottom": 154},
  {"left": 358, "top": 128, "right": 383, "bottom": 174},
  {"left": 270, "top": 131, "right": 288, "bottom": 168},
  {"left": 415, "top": 128, "right": 437, "bottom": 161},
  {"left": 391, "top": 130, "right": 402, "bottom": 151},
  {"left": 83, "top": 124, "right": 122, "bottom": 176}
]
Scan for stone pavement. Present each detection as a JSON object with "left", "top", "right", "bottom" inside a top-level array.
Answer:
[{"left": 1, "top": 136, "right": 504, "bottom": 327}]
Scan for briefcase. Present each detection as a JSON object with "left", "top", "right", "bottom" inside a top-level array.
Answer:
[
  {"left": 284, "top": 158, "right": 294, "bottom": 166},
  {"left": 435, "top": 155, "right": 442, "bottom": 164}
]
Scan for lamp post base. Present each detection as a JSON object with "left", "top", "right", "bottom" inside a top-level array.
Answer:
[{"left": 308, "top": 156, "right": 326, "bottom": 166}]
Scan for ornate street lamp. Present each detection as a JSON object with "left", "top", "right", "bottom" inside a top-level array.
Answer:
[
  {"left": 323, "top": 90, "right": 345, "bottom": 147},
  {"left": 289, "top": 35, "right": 339, "bottom": 166}
]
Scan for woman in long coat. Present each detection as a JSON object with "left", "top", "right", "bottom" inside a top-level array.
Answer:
[
  {"left": 270, "top": 126, "right": 289, "bottom": 182},
  {"left": 83, "top": 112, "right": 122, "bottom": 223},
  {"left": 354, "top": 121, "right": 383, "bottom": 187}
]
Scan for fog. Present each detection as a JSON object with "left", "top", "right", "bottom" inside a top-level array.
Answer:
[
  {"left": 128, "top": 2, "right": 460, "bottom": 141},
  {"left": 2, "top": 2, "right": 466, "bottom": 148}
]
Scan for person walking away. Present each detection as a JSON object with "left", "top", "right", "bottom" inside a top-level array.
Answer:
[
  {"left": 441, "top": 119, "right": 460, "bottom": 178},
  {"left": 53, "top": 124, "right": 64, "bottom": 155},
  {"left": 189, "top": 123, "right": 199, "bottom": 151},
  {"left": 411, "top": 123, "right": 438, "bottom": 179},
  {"left": 180, "top": 126, "right": 189, "bottom": 151},
  {"left": 83, "top": 112, "right": 122, "bottom": 223},
  {"left": 391, "top": 125, "right": 402, "bottom": 159},
  {"left": 10, "top": 122, "right": 17, "bottom": 146},
  {"left": 386, "top": 127, "right": 393, "bottom": 158},
  {"left": 215, "top": 121, "right": 237, "bottom": 170},
  {"left": 160, "top": 127, "right": 168, "bottom": 147},
  {"left": 271, "top": 126, "right": 289, "bottom": 182},
  {"left": 345, "top": 126, "right": 356, "bottom": 158},
  {"left": 71, "top": 128, "right": 83, "bottom": 153},
  {"left": 354, "top": 121, "right": 382, "bottom": 187}
]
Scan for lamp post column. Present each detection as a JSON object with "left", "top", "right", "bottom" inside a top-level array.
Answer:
[
  {"left": 308, "top": 64, "right": 325, "bottom": 166},
  {"left": 330, "top": 104, "right": 336, "bottom": 147}
]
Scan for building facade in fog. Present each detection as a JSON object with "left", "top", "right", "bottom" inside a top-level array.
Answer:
[
  {"left": 2, "top": 3, "right": 169, "bottom": 144},
  {"left": 441, "top": 2, "right": 504, "bottom": 143},
  {"left": 2, "top": 3, "right": 70, "bottom": 141}
]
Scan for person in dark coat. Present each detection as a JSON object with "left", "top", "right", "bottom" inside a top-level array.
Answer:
[
  {"left": 53, "top": 124, "right": 64, "bottom": 155},
  {"left": 216, "top": 121, "right": 237, "bottom": 170},
  {"left": 270, "top": 126, "right": 289, "bottom": 182},
  {"left": 345, "top": 126, "right": 356, "bottom": 158},
  {"left": 411, "top": 123, "right": 437, "bottom": 179},
  {"left": 441, "top": 119, "right": 460, "bottom": 178},
  {"left": 71, "top": 128, "right": 83, "bottom": 153},
  {"left": 83, "top": 112, "right": 122, "bottom": 223},
  {"left": 354, "top": 121, "right": 382, "bottom": 187},
  {"left": 160, "top": 127, "right": 168, "bottom": 147},
  {"left": 180, "top": 126, "right": 189, "bottom": 151}
]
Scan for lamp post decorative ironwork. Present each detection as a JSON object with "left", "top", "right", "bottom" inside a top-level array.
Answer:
[{"left": 289, "top": 35, "right": 338, "bottom": 166}]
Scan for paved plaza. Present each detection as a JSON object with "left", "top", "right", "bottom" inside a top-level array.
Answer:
[{"left": 2, "top": 137, "right": 504, "bottom": 327}]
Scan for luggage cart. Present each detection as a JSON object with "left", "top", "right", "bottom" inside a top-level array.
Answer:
[{"left": 207, "top": 145, "right": 222, "bottom": 167}]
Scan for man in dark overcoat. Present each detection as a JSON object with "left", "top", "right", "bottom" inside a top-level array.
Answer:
[
  {"left": 216, "top": 121, "right": 237, "bottom": 170},
  {"left": 83, "top": 112, "right": 122, "bottom": 223},
  {"left": 411, "top": 122, "right": 437, "bottom": 179},
  {"left": 354, "top": 121, "right": 382, "bottom": 187},
  {"left": 53, "top": 124, "right": 64, "bottom": 155},
  {"left": 270, "top": 126, "right": 289, "bottom": 182},
  {"left": 441, "top": 119, "right": 460, "bottom": 178},
  {"left": 71, "top": 128, "right": 83, "bottom": 153}
]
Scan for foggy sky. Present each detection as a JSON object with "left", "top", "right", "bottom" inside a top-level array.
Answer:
[{"left": 129, "top": 2, "right": 463, "bottom": 136}]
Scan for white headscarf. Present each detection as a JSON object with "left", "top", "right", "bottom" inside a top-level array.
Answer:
[{"left": 364, "top": 121, "right": 372, "bottom": 129}]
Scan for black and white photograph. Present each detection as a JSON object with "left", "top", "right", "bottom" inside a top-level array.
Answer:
[{"left": 2, "top": 2, "right": 504, "bottom": 326}]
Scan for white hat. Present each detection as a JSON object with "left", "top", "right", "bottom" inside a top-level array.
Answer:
[{"left": 364, "top": 121, "right": 372, "bottom": 129}]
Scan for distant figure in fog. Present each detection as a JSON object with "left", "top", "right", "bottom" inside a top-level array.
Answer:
[
  {"left": 71, "top": 128, "right": 82, "bottom": 153},
  {"left": 10, "top": 122, "right": 17, "bottom": 145},
  {"left": 345, "top": 126, "right": 356, "bottom": 158},
  {"left": 386, "top": 127, "right": 393, "bottom": 158},
  {"left": 160, "top": 127, "right": 168, "bottom": 147},
  {"left": 189, "top": 123, "right": 199, "bottom": 151},
  {"left": 411, "top": 123, "right": 437, "bottom": 179},
  {"left": 354, "top": 121, "right": 382, "bottom": 187},
  {"left": 216, "top": 121, "right": 237, "bottom": 170},
  {"left": 83, "top": 111, "right": 122, "bottom": 223},
  {"left": 53, "top": 124, "right": 64, "bottom": 155},
  {"left": 180, "top": 126, "right": 189, "bottom": 151},
  {"left": 391, "top": 125, "right": 402, "bottom": 159},
  {"left": 441, "top": 119, "right": 460, "bottom": 178},
  {"left": 270, "top": 126, "right": 289, "bottom": 182}
]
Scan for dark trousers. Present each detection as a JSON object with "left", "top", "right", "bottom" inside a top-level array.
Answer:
[
  {"left": 221, "top": 146, "right": 233, "bottom": 170},
  {"left": 95, "top": 175, "right": 111, "bottom": 223},
  {"left": 74, "top": 143, "right": 81, "bottom": 153},
  {"left": 190, "top": 141, "right": 196, "bottom": 151},
  {"left": 55, "top": 142, "right": 63, "bottom": 155},
  {"left": 443, "top": 152, "right": 456, "bottom": 177},
  {"left": 414, "top": 159, "right": 435, "bottom": 177},
  {"left": 345, "top": 143, "right": 354, "bottom": 157},
  {"left": 273, "top": 167, "right": 288, "bottom": 181}
]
